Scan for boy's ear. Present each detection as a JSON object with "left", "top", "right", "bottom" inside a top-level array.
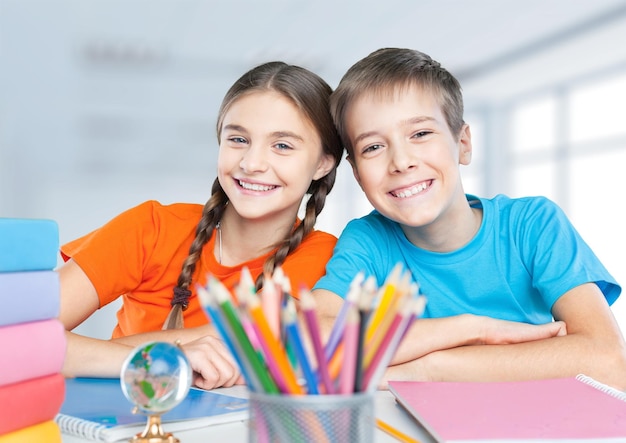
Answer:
[
  {"left": 458, "top": 124, "right": 473, "bottom": 166},
  {"left": 312, "top": 153, "right": 336, "bottom": 180}
]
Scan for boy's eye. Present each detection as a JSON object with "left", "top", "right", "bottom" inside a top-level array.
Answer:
[
  {"left": 362, "top": 144, "right": 382, "bottom": 154},
  {"left": 229, "top": 136, "right": 248, "bottom": 144},
  {"left": 411, "top": 130, "right": 432, "bottom": 139}
]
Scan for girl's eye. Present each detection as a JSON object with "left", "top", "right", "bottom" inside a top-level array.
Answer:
[{"left": 274, "top": 142, "right": 292, "bottom": 151}]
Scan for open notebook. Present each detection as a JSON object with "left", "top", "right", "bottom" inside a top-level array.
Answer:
[
  {"left": 56, "top": 378, "right": 248, "bottom": 442},
  {"left": 388, "top": 374, "right": 626, "bottom": 442}
]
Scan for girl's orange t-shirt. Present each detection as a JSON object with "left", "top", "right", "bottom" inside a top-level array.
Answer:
[{"left": 60, "top": 200, "right": 337, "bottom": 338}]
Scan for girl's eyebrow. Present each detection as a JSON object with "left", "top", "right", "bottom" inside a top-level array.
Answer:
[
  {"left": 269, "top": 131, "right": 304, "bottom": 141},
  {"left": 222, "top": 124, "right": 248, "bottom": 133},
  {"left": 222, "top": 125, "right": 303, "bottom": 142}
]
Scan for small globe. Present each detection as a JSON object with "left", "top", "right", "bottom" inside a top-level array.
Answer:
[{"left": 120, "top": 341, "right": 192, "bottom": 415}]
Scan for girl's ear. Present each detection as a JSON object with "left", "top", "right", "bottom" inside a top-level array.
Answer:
[
  {"left": 312, "top": 153, "right": 336, "bottom": 180},
  {"left": 458, "top": 124, "right": 473, "bottom": 166}
]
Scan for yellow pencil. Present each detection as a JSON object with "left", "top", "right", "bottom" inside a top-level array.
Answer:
[
  {"left": 375, "top": 418, "right": 421, "bottom": 443},
  {"left": 365, "top": 263, "right": 403, "bottom": 342}
]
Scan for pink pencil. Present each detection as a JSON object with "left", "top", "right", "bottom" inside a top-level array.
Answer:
[
  {"left": 338, "top": 305, "right": 360, "bottom": 394},
  {"left": 300, "top": 286, "right": 334, "bottom": 394},
  {"left": 261, "top": 271, "right": 281, "bottom": 339}
]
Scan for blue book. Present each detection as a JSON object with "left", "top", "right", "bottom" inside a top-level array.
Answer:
[
  {"left": 55, "top": 378, "right": 249, "bottom": 442},
  {"left": 0, "top": 218, "right": 59, "bottom": 272},
  {"left": 0, "top": 270, "right": 60, "bottom": 327}
]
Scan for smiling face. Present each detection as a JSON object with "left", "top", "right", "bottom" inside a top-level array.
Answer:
[
  {"left": 345, "top": 83, "right": 473, "bottom": 235},
  {"left": 217, "top": 90, "right": 334, "bottom": 226}
]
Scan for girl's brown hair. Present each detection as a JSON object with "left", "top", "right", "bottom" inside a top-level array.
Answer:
[{"left": 163, "top": 61, "right": 343, "bottom": 329}]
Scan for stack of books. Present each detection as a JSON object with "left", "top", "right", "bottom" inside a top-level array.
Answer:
[{"left": 0, "top": 218, "right": 65, "bottom": 442}]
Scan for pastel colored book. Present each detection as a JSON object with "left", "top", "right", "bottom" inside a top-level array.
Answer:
[
  {"left": 0, "top": 420, "right": 61, "bottom": 443},
  {"left": 56, "top": 377, "right": 249, "bottom": 442},
  {"left": 0, "top": 270, "right": 60, "bottom": 326},
  {"left": 0, "top": 373, "right": 65, "bottom": 435},
  {"left": 0, "top": 319, "right": 66, "bottom": 386},
  {"left": 388, "top": 374, "right": 626, "bottom": 442},
  {"left": 0, "top": 218, "right": 58, "bottom": 272}
]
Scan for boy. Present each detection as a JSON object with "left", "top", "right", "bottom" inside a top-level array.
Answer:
[{"left": 313, "top": 48, "right": 626, "bottom": 390}]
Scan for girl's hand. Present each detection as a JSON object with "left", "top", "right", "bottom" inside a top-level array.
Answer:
[{"left": 182, "top": 335, "right": 244, "bottom": 390}]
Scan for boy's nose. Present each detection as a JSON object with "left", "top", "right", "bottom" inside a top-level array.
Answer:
[{"left": 389, "top": 145, "right": 417, "bottom": 173}]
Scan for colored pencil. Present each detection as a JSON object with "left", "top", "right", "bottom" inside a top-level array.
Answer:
[
  {"left": 376, "top": 418, "right": 421, "bottom": 443},
  {"left": 208, "top": 276, "right": 279, "bottom": 394},
  {"left": 261, "top": 271, "right": 281, "bottom": 339},
  {"left": 338, "top": 305, "right": 360, "bottom": 394},
  {"left": 299, "top": 286, "right": 334, "bottom": 394},
  {"left": 243, "top": 287, "right": 304, "bottom": 395},
  {"left": 353, "top": 276, "right": 377, "bottom": 392},
  {"left": 283, "top": 298, "right": 319, "bottom": 394},
  {"left": 324, "top": 271, "right": 364, "bottom": 361},
  {"left": 365, "top": 263, "right": 402, "bottom": 342},
  {"left": 363, "top": 271, "right": 410, "bottom": 368},
  {"left": 328, "top": 275, "right": 377, "bottom": 381},
  {"left": 365, "top": 295, "right": 426, "bottom": 393},
  {"left": 197, "top": 284, "right": 261, "bottom": 391}
]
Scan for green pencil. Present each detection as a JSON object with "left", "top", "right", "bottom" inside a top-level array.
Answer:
[{"left": 209, "top": 276, "right": 279, "bottom": 394}]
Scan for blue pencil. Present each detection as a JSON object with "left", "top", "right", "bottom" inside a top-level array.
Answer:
[
  {"left": 283, "top": 299, "right": 319, "bottom": 394},
  {"left": 197, "top": 283, "right": 261, "bottom": 392}
]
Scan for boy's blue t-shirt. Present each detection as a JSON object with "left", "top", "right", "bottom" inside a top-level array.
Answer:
[{"left": 313, "top": 194, "right": 620, "bottom": 323}]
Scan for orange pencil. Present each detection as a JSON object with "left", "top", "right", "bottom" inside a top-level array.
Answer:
[{"left": 243, "top": 288, "right": 303, "bottom": 395}]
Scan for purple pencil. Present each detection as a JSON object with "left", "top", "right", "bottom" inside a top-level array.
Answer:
[
  {"left": 338, "top": 305, "right": 360, "bottom": 394},
  {"left": 300, "top": 286, "right": 334, "bottom": 394}
]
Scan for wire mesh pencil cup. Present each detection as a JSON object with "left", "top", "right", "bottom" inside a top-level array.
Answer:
[{"left": 248, "top": 391, "right": 374, "bottom": 443}]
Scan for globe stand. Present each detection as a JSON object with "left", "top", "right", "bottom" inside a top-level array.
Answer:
[
  {"left": 120, "top": 341, "right": 192, "bottom": 443},
  {"left": 130, "top": 413, "right": 179, "bottom": 443}
]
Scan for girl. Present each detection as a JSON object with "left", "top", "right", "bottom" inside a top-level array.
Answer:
[{"left": 58, "top": 61, "right": 344, "bottom": 389}]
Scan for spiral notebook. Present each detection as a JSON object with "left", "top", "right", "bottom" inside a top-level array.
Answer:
[
  {"left": 56, "top": 378, "right": 249, "bottom": 442},
  {"left": 388, "top": 374, "right": 626, "bottom": 442}
]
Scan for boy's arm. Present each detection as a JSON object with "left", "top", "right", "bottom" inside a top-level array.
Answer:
[
  {"left": 312, "top": 288, "right": 566, "bottom": 358},
  {"left": 384, "top": 283, "right": 626, "bottom": 391}
]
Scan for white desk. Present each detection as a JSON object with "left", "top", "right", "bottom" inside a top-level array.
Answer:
[{"left": 61, "top": 387, "right": 436, "bottom": 443}]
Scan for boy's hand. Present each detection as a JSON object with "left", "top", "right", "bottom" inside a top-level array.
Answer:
[{"left": 478, "top": 317, "right": 567, "bottom": 345}]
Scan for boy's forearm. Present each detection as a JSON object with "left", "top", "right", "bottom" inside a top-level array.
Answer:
[{"left": 385, "top": 332, "right": 626, "bottom": 391}]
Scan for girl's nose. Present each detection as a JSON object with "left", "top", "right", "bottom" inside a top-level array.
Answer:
[{"left": 239, "top": 144, "right": 269, "bottom": 173}]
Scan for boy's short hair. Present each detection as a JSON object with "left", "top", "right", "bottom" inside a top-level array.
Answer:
[{"left": 330, "top": 48, "right": 465, "bottom": 157}]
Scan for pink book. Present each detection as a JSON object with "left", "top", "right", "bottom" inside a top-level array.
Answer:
[
  {"left": 0, "top": 319, "right": 66, "bottom": 387},
  {"left": 0, "top": 373, "right": 65, "bottom": 435},
  {"left": 388, "top": 375, "right": 626, "bottom": 442},
  {"left": 0, "top": 270, "right": 60, "bottom": 327}
]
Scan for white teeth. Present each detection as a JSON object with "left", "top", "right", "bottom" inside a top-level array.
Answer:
[
  {"left": 393, "top": 182, "right": 429, "bottom": 198},
  {"left": 238, "top": 180, "right": 275, "bottom": 192}
]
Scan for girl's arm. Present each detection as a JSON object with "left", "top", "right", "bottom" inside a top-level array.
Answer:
[{"left": 58, "top": 259, "right": 242, "bottom": 389}]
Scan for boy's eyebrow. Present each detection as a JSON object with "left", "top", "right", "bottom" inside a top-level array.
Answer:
[{"left": 353, "top": 116, "right": 438, "bottom": 145}]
